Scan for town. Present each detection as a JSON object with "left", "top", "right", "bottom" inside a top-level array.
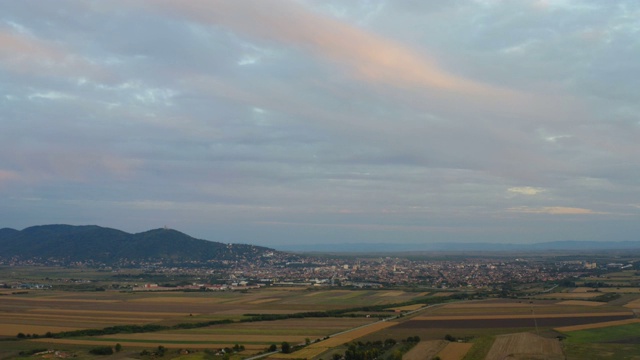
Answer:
[{"left": 2, "top": 250, "right": 632, "bottom": 292}]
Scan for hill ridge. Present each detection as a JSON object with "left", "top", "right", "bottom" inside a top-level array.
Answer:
[{"left": 0, "top": 224, "right": 275, "bottom": 265}]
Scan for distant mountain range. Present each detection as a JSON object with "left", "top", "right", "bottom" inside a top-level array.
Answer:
[
  {"left": 280, "top": 240, "right": 640, "bottom": 253},
  {"left": 2, "top": 225, "right": 639, "bottom": 264},
  {"left": 0, "top": 224, "right": 275, "bottom": 264}
]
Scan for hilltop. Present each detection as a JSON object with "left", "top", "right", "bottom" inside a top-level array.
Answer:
[{"left": 0, "top": 224, "right": 276, "bottom": 265}]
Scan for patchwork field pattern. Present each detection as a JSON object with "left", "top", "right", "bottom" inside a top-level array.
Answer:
[
  {"left": 0, "top": 288, "right": 425, "bottom": 338},
  {"left": 96, "top": 317, "right": 376, "bottom": 348}
]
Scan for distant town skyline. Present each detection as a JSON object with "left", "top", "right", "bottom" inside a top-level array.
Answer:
[{"left": 1, "top": 1, "right": 639, "bottom": 246}]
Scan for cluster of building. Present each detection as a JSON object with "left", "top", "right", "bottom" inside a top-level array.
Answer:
[
  {"left": 224, "top": 256, "right": 596, "bottom": 289},
  {"left": 0, "top": 251, "right": 610, "bottom": 290}
]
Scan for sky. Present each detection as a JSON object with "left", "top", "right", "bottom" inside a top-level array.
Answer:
[{"left": 1, "top": 0, "right": 639, "bottom": 248}]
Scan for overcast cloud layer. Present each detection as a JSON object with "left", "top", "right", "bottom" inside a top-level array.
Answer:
[{"left": 1, "top": 0, "right": 639, "bottom": 247}]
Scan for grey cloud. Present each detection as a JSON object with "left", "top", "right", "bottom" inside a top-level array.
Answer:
[{"left": 1, "top": 0, "right": 638, "bottom": 245}]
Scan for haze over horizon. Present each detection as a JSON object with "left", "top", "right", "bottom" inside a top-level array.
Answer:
[{"left": 1, "top": 1, "right": 639, "bottom": 247}]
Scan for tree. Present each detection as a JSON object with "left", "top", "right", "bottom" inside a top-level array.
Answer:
[
  {"left": 269, "top": 344, "right": 278, "bottom": 352},
  {"left": 89, "top": 346, "right": 114, "bottom": 355},
  {"left": 281, "top": 342, "right": 291, "bottom": 353},
  {"left": 115, "top": 343, "right": 122, "bottom": 352},
  {"left": 157, "top": 345, "right": 167, "bottom": 356}
]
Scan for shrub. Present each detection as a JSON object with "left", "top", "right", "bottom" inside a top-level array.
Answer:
[{"left": 89, "top": 346, "right": 114, "bottom": 355}]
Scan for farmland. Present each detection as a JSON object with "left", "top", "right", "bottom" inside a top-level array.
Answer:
[
  {"left": 403, "top": 340, "right": 448, "bottom": 360},
  {"left": 354, "top": 297, "right": 640, "bottom": 360},
  {"left": 3, "top": 258, "right": 640, "bottom": 359},
  {"left": 435, "top": 342, "right": 473, "bottom": 360},
  {"left": 484, "top": 333, "right": 563, "bottom": 360},
  {"left": 559, "top": 321, "right": 640, "bottom": 359},
  {"left": 0, "top": 288, "right": 426, "bottom": 337},
  {"left": 0, "top": 286, "right": 436, "bottom": 359}
]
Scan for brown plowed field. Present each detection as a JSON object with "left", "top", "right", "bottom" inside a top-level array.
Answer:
[
  {"left": 555, "top": 318, "right": 640, "bottom": 332},
  {"left": 396, "top": 313, "right": 632, "bottom": 329}
]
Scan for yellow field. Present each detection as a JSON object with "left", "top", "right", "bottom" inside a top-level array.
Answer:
[
  {"left": 572, "top": 287, "right": 596, "bottom": 293},
  {"left": 274, "top": 322, "right": 396, "bottom": 359},
  {"left": 378, "top": 291, "right": 404, "bottom": 297},
  {"left": 318, "top": 322, "right": 396, "bottom": 347},
  {"left": 28, "top": 308, "right": 188, "bottom": 317},
  {"left": 127, "top": 296, "right": 227, "bottom": 304},
  {"left": 270, "top": 347, "right": 328, "bottom": 359},
  {"left": 624, "top": 299, "right": 640, "bottom": 308},
  {"left": 555, "top": 318, "right": 640, "bottom": 332},
  {"left": 0, "top": 312, "right": 160, "bottom": 324},
  {"left": 442, "top": 302, "right": 544, "bottom": 309},
  {"left": 435, "top": 342, "right": 473, "bottom": 360},
  {"left": 431, "top": 292, "right": 453, "bottom": 297},
  {"left": 413, "top": 312, "right": 631, "bottom": 320},
  {"left": 387, "top": 304, "right": 425, "bottom": 311},
  {"left": 403, "top": 340, "right": 447, "bottom": 360},
  {"left": 536, "top": 292, "right": 600, "bottom": 299},
  {"left": 249, "top": 298, "right": 280, "bottom": 304},
  {"left": 596, "top": 288, "right": 640, "bottom": 293},
  {"left": 570, "top": 286, "right": 640, "bottom": 294},
  {"left": 484, "top": 333, "right": 563, "bottom": 360},
  {"left": 0, "top": 324, "right": 82, "bottom": 336},
  {"left": 556, "top": 300, "right": 605, "bottom": 307},
  {"left": 0, "top": 296, "right": 119, "bottom": 303},
  {"left": 101, "top": 333, "right": 310, "bottom": 343},
  {"left": 30, "top": 338, "right": 266, "bottom": 350}
]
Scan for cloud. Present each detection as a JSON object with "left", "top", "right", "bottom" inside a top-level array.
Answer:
[
  {"left": 508, "top": 187, "right": 545, "bottom": 196},
  {"left": 1, "top": 1, "right": 639, "bottom": 244},
  {"left": 0, "top": 29, "right": 104, "bottom": 79},
  {"left": 508, "top": 206, "right": 602, "bottom": 215},
  {"left": 141, "top": 0, "right": 514, "bottom": 98},
  {"left": 0, "top": 170, "right": 20, "bottom": 186},
  {"left": 8, "top": 150, "right": 141, "bottom": 183}
]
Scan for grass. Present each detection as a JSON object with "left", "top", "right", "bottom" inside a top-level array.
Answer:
[
  {"left": 563, "top": 343, "right": 640, "bottom": 360},
  {"left": 562, "top": 322, "right": 640, "bottom": 344},
  {"left": 560, "top": 322, "right": 640, "bottom": 359},
  {"left": 462, "top": 336, "right": 495, "bottom": 360},
  {"left": 172, "top": 353, "right": 209, "bottom": 360}
]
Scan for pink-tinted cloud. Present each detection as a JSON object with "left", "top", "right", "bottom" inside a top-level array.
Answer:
[
  {"left": 256, "top": 220, "right": 485, "bottom": 233},
  {"left": 0, "top": 170, "right": 20, "bottom": 183},
  {"left": 0, "top": 30, "right": 102, "bottom": 79},
  {"left": 140, "top": 0, "right": 513, "bottom": 98},
  {"left": 508, "top": 206, "right": 603, "bottom": 215},
  {"left": 9, "top": 148, "right": 141, "bottom": 183}
]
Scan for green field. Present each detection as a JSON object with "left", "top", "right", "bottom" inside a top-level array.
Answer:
[
  {"left": 563, "top": 322, "right": 640, "bottom": 344},
  {"left": 561, "top": 322, "right": 640, "bottom": 359}
]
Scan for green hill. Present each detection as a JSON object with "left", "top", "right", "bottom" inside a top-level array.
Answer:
[{"left": 0, "top": 224, "right": 275, "bottom": 264}]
